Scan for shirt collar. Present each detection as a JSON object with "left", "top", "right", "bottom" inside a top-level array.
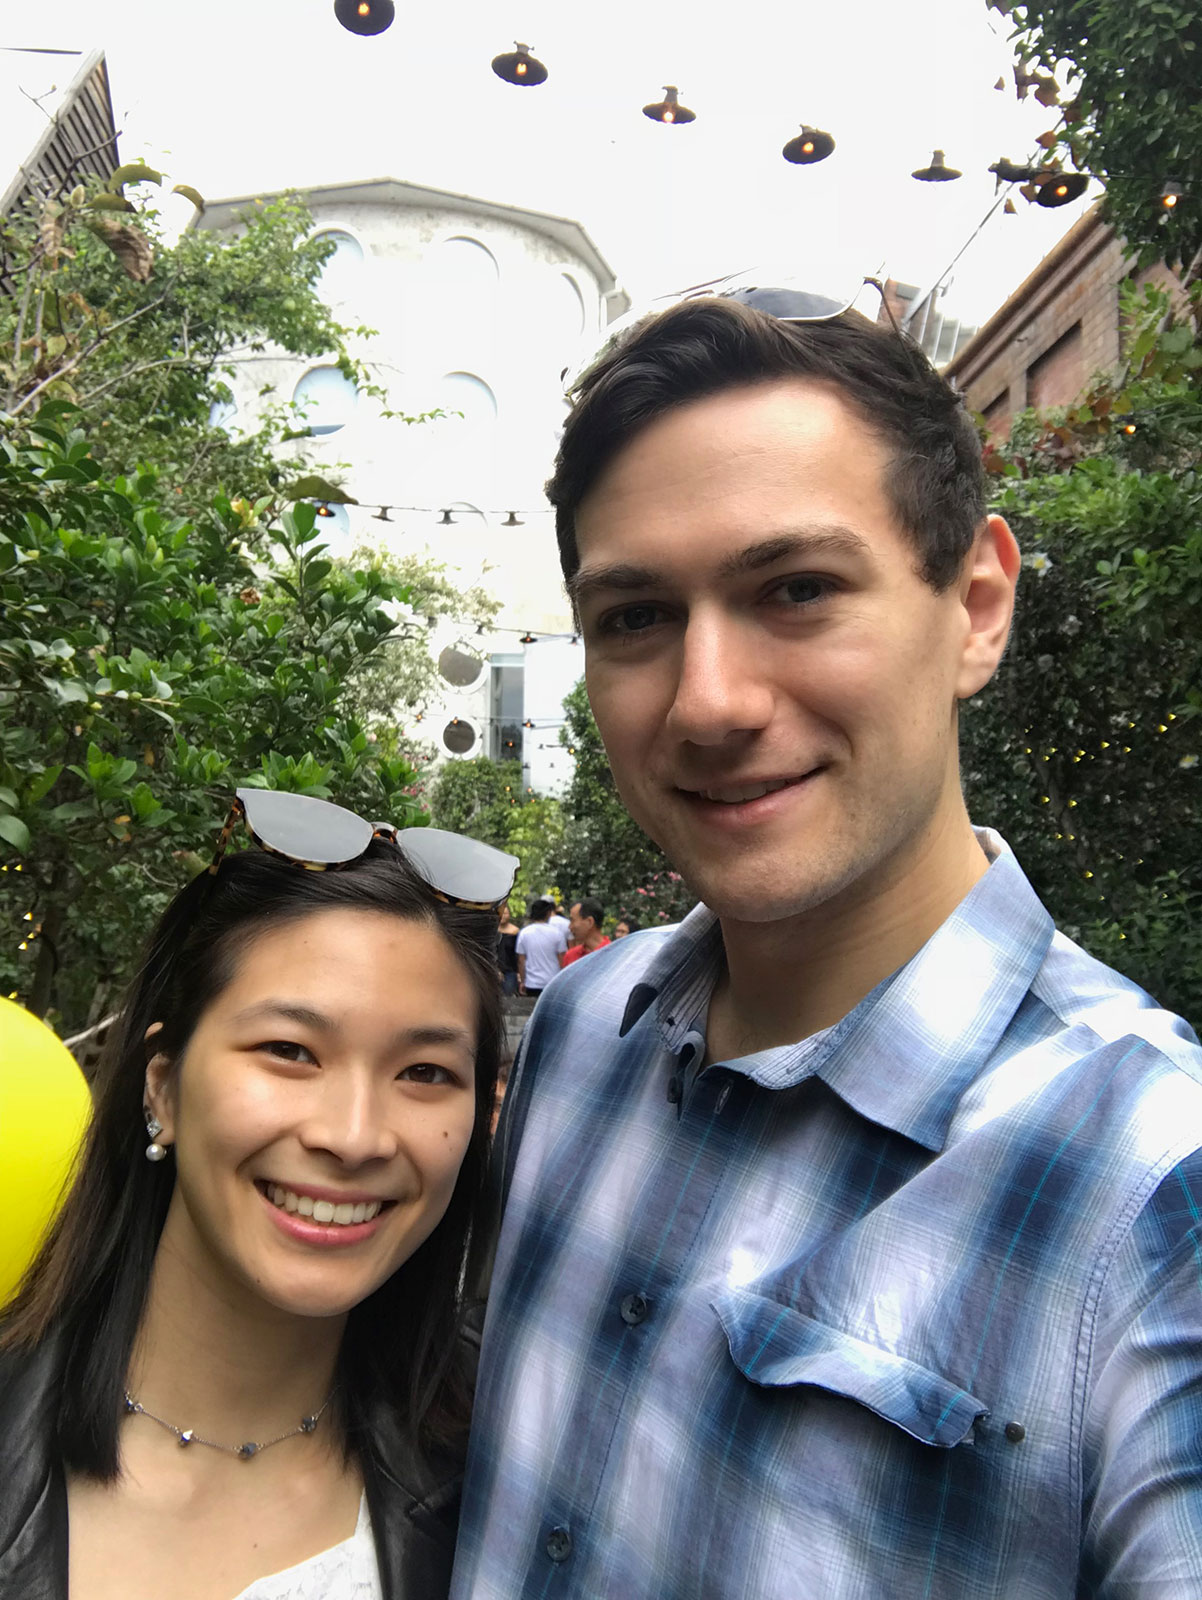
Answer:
[{"left": 616, "top": 830, "right": 1055, "bottom": 1153}]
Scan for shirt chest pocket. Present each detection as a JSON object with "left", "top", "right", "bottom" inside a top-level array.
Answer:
[{"left": 713, "top": 1286, "right": 989, "bottom": 1448}]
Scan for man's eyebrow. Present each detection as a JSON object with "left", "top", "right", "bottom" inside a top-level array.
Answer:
[
  {"left": 717, "top": 527, "right": 870, "bottom": 576},
  {"left": 230, "top": 1001, "right": 474, "bottom": 1053},
  {"left": 569, "top": 527, "right": 871, "bottom": 606}
]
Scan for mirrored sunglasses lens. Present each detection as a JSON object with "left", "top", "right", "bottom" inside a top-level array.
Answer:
[
  {"left": 236, "top": 789, "right": 373, "bottom": 865},
  {"left": 398, "top": 827, "right": 518, "bottom": 904}
]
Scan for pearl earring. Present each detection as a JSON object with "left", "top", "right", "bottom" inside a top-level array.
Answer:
[{"left": 144, "top": 1110, "right": 168, "bottom": 1162}]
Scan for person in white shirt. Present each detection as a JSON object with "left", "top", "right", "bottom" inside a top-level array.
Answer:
[{"left": 515, "top": 899, "right": 569, "bottom": 997}]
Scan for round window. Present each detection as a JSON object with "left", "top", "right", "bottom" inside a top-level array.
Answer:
[
  {"left": 442, "top": 718, "right": 477, "bottom": 755},
  {"left": 438, "top": 644, "right": 484, "bottom": 688}
]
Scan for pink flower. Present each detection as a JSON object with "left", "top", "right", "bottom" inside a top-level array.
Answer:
[{"left": 636, "top": 887, "right": 647, "bottom": 895}]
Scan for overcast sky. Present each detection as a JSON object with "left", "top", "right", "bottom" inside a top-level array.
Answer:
[{"left": 6, "top": 0, "right": 1092, "bottom": 329}]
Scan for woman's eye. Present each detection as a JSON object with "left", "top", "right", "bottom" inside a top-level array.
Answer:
[
  {"left": 260, "top": 1040, "right": 315, "bottom": 1063},
  {"left": 769, "top": 574, "right": 830, "bottom": 607},
  {"left": 597, "top": 602, "right": 666, "bottom": 637},
  {"left": 399, "top": 1062, "right": 455, "bottom": 1086}
]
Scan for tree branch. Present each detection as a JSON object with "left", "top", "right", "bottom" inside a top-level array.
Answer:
[{"left": 9, "top": 284, "right": 174, "bottom": 416}]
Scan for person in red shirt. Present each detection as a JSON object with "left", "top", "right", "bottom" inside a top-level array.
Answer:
[{"left": 561, "top": 897, "right": 610, "bottom": 967}]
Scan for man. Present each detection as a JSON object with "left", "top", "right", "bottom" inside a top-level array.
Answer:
[
  {"left": 514, "top": 896, "right": 567, "bottom": 999},
  {"left": 452, "top": 296, "right": 1202, "bottom": 1597},
  {"left": 561, "top": 896, "right": 610, "bottom": 967}
]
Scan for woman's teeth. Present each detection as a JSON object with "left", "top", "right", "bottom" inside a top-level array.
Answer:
[{"left": 266, "top": 1184, "right": 381, "bottom": 1225}]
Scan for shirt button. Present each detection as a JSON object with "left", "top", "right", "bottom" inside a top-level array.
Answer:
[
  {"left": 546, "top": 1525, "right": 573, "bottom": 1563},
  {"left": 619, "top": 1292, "right": 648, "bottom": 1326}
]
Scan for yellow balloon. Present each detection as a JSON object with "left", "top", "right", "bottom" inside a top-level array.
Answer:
[{"left": 0, "top": 998, "right": 93, "bottom": 1306}]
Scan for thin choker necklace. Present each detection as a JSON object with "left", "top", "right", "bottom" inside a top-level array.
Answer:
[{"left": 122, "top": 1390, "right": 333, "bottom": 1460}]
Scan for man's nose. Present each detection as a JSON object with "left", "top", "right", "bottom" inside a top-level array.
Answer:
[{"left": 663, "top": 610, "right": 775, "bottom": 747}]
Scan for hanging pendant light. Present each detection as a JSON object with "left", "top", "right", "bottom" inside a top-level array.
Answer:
[
  {"left": 912, "top": 150, "right": 961, "bottom": 182},
  {"left": 1033, "top": 170, "right": 1088, "bottom": 207},
  {"left": 502, "top": 510, "right": 524, "bottom": 526},
  {"left": 1160, "top": 178, "right": 1184, "bottom": 211},
  {"left": 643, "top": 86, "right": 695, "bottom": 125},
  {"left": 492, "top": 42, "right": 548, "bottom": 86},
  {"left": 782, "top": 124, "right": 835, "bottom": 165},
  {"left": 438, "top": 509, "right": 456, "bottom": 525},
  {"left": 314, "top": 502, "right": 337, "bottom": 518},
  {"left": 372, "top": 505, "right": 393, "bottom": 521},
  {"left": 333, "top": 0, "right": 394, "bottom": 36}
]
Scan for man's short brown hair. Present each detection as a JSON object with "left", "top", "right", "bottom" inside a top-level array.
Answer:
[{"left": 548, "top": 297, "right": 986, "bottom": 595}]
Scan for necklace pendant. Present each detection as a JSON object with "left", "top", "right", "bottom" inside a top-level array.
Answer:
[
  {"left": 300, "top": 1414, "right": 318, "bottom": 1433},
  {"left": 178, "top": 1429, "right": 194, "bottom": 1446},
  {"left": 236, "top": 1441, "right": 258, "bottom": 1459}
]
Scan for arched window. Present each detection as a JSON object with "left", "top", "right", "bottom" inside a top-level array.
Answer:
[
  {"left": 433, "top": 374, "right": 497, "bottom": 499},
  {"left": 437, "top": 235, "right": 499, "bottom": 291},
  {"left": 292, "top": 366, "right": 358, "bottom": 436},
  {"left": 208, "top": 395, "right": 238, "bottom": 433},
  {"left": 313, "top": 229, "right": 365, "bottom": 304}
]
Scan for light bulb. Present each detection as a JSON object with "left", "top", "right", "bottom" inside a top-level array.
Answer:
[
  {"left": 663, "top": 110, "right": 674, "bottom": 123},
  {"left": 516, "top": 60, "right": 526, "bottom": 74}
]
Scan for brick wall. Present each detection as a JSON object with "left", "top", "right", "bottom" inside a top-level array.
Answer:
[
  {"left": 944, "top": 208, "right": 1130, "bottom": 436},
  {"left": 944, "top": 203, "right": 1188, "bottom": 438}
]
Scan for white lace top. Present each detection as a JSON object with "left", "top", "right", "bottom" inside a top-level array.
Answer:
[{"left": 232, "top": 1494, "right": 382, "bottom": 1600}]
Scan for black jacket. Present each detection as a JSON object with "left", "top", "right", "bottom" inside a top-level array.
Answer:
[{"left": 0, "top": 1327, "right": 478, "bottom": 1600}]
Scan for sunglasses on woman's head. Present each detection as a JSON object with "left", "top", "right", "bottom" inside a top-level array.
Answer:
[{"left": 210, "top": 789, "right": 519, "bottom": 912}]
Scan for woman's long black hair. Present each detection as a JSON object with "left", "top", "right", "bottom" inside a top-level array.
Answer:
[{"left": 0, "top": 839, "right": 502, "bottom": 1479}]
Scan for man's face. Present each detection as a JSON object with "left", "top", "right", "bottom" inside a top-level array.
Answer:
[
  {"left": 568, "top": 902, "right": 593, "bottom": 943},
  {"left": 573, "top": 379, "right": 1003, "bottom": 926}
]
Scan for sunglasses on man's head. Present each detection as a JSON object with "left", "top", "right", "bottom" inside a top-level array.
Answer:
[
  {"left": 561, "top": 271, "right": 914, "bottom": 395},
  {"left": 210, "top": 789, "right": 519, "bottom": 912}
]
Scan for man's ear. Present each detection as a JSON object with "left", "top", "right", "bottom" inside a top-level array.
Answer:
[
  {"left": 143, "top": 1023, "right": 177, "bottom": 1145},
  {"left": 956, "top": 514, "right": 1021, "bottom": 700}
]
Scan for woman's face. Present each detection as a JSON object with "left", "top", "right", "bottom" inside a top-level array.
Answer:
[
  {"left": 614, "top": 921, "right": 631, "bottom": 940},
  {"left": 147, "top": 907, "right": 479, "bottom": 1322}
]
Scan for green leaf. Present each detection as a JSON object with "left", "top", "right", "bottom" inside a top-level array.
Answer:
[
  {"left": 172, "top": 183, "right": 206, "bottom": 211},
  {"left": 110, "top": 161, "right": 163, "bottom": 188},
  {"left": 89, "top": 192, "right": 136, "bottom": 213},
  {"left": 285, "top": 476, "right": 358, "bottom": 505},
  {"left": 0, "top": 786, "right": 18, "bottom": 810},
  {"left": 0, "top": 814, "right": 31, "bottom": 853},
  {"left": 26, "top": 765, "right": 63, "bottom": 805}
]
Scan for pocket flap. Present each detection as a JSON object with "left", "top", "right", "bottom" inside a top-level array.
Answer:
[{"left": 714, "top": 1288, "right": 988, "bottom": 1448}]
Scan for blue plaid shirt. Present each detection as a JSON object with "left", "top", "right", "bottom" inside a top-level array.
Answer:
[{"left": 452, "top": 833, "right": 1202, "bottom": 1599}]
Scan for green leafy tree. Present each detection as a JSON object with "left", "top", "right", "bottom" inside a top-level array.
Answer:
[
  {"left": 0, "top": 415, "right": 425, "bottom": 1031},
  {"left": 963, "top": 282, "right": 1202, "bottom": 1024},
  {"left": 427, "top": 756, "right": 564, "bottom": 911},
  {"left": 342, "top": 547, "right": 501, "bottom": 726},
  {"left": 994, "top": 0, "right": 1202, "bottom": 272},
  {"left": 552, "top": 680, "right": 696, "bottom": 928},
  {"left": 1, "top": 170, "right": 383, "bottom": 517}
]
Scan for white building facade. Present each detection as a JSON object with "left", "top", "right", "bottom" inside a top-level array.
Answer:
[{"left": 201, "top": 177, "right": 626, "bottom": 794}]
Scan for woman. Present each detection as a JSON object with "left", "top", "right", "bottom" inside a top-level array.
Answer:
[
  {"left": 496, "top": 901, "right": 520, "bottom": 997},
  {"left": 0, "top": 790, "right": 516, "bottom": 1600},
  {"left": 613, "top": 917, "right": 639, "bottom": 940}
]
